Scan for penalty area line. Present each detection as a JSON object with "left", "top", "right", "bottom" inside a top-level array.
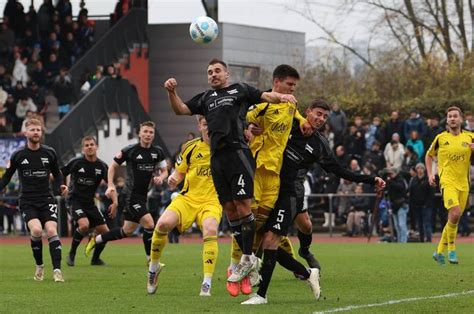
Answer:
[{"left": 313, "top": 290, "right": 474, "bottom": 313}]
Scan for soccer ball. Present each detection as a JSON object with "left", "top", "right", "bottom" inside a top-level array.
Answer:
[{"left": 189, "top": 16, "right": 219, "bottom": 44}]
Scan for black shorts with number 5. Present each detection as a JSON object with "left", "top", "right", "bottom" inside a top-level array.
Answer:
[
  {"left": 265, "top": 191, "right": 298, "bottom": 236},
  {"left": 211, "top": 148, "right": 255, "bottom": 203},
  {"left": 19, "top": 196, "right": 58, "bottom": 225}
]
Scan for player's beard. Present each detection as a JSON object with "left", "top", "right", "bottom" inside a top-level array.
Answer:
[{"left": 28, "top": 136, "right": 41, "bottom": 145}]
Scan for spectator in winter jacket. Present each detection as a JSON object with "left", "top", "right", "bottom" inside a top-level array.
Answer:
[
  {"left": 384, "top": 133, "right": 405, "bottom": 170},
  {"left": 328, "top": 103, "right": 347, "bottom": 147},
  {"left": 408, "top": 163, "right": 434, "bottom": 242},
  {"left": 404, "top": 110, "right": 425, "bottom": 143},
  {"left": 385, "top": 111, "right": 405, "bottom": 145},
  {"left": 406, "top": 130, "right": 424, "bottom": 162}
]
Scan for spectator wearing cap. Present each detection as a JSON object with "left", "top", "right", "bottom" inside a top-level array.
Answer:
[
  {"left": 384, "top": 133, "right": 405, "bottom": 170},
  {"left": 404, "top": 109, "right": 425, "bottom": 143},
  {"left": 408, "top": 163, "right": 434, "bottom": 242}
]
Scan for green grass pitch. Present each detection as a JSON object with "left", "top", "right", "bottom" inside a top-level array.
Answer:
[{"left": 1, "top": 241, "right": 473, "bottom": 313}]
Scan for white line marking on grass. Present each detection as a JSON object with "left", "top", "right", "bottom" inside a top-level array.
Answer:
[{"left": 314, "top": 290, "right": 474, "bottom": 313}]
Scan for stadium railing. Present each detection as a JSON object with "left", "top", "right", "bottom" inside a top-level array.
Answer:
[{"left": 45, "top": 77, "right": 169, "bottom": 165}]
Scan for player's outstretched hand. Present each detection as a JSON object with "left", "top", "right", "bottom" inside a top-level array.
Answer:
[
  {"left": 280, "top": 94, "right": 297, "bottom": 104},
  {"left": 60, "top": 185, "right": 68, "bottom": 197},
  {"left": 428, "top": 174, "right": 437, "bottom": 187},
  {"left": 105, "top": 186, "right": 116, "bottom": 199},
  {"left": 374, "top": 177, "right": 386, "bottom": 190},
  {"left": 108, "top": 203, "right": 117, "bottom": 219},
  {"left": 300, "top": 121, "right": 313, "bottom": 136},
  {"left": 469, "top": 143, "right": 474, "bottom": 151},
  {"left": 164, "top": 78, "right": 178, "bottom": 92},
  {"left": 153, "top": 176, "right": 164, "bottom": 186},
  {"left": 168, "top": 175, "right": 179, "bottom": 190}
]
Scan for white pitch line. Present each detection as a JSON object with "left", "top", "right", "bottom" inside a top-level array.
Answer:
[{"left": 313, "top": 290, "right": 474, "bottom": 314}]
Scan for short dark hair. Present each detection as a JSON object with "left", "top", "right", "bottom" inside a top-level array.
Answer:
[
  {"left": 208, "top": 58, "right": 227, "bottom": 68},
  {"left": 273, "top": 64, "right": 300, "bottom": 80},
  {"left": 140, "top": 121, "right": 155, "bottom": 129},
  {"left": 81, "top": 136, "right": 97, "bottom": 146},
  {"left": 446, "top": 106, "right": 463, "bottom": 117},
  {"left": 308, "top": 99, "right": 330, "bottom": 111}
]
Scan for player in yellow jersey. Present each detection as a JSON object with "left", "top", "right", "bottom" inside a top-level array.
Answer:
[
  {"left": 426, "top": 106, "right": 474, "bottom": 265},
  {"left": 147, "top": 116, "right": 222, "bottom": 296},
  {"left": 226, "top": 64, "right": 312, "bottom": 296}
]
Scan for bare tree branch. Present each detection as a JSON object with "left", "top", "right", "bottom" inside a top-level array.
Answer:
[
  {"left": 384, "top": 10, "right": 419, "bottom": 66},
  {"left": 403, "top": 0, "right": 427, "bottom": 61},
  {"left": 288, "top": 1, "right": 375, "bottom": 69}
]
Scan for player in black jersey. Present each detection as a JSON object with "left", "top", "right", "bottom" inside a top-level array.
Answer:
[
  {"left": 62, "top": 136, "right": 118, "bottom": 266},
  {"left": 0, "top": 118, "right": 68, "bottom": 282},
  {"left": 164, "top": 58, "right": 298, "bottom": 282},
  {"left": 85, "top": 121, "right": 168, "bottom": 263},
  {"left": 242, "top": 100, "right": 386, "bottom": 305}
]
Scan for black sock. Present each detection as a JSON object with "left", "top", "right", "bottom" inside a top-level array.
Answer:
[
  {"left": 142, "top": 228, "right": 154, "bottom": 256},
  {"left": 240, "top": 214, "right": 256, "bottom": 255},
  {"left": 92, "top": 243, "right": 106, "bottom": 261},
  {"left": 298, "top": 230, "right": 312, "bottom": 255},
  {"left": 257, "top": 249, "right": 277, "bottom": 298},
  {"left": 70, "top": 228, "right": 86, "bottom": 257},
  {"left": 276, "top": 247, "right": 310, "bottom": 279},
  {"left": 48, "top": 235, "right": 62, "bottom": 270},
  {"left": 30, "top": 235, "right": 43, "bottom": 266},
  {"left": 100, "top": 227, "right": 125, "bottom": 243},
  {"left": 229, "top": 220, "right": 244, "bottom": 250}
]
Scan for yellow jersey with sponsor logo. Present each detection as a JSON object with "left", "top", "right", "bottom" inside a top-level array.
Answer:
[
  {"left": 426, "top": 130, "right": 474, "bottom": 191},
  {"left": 247, "top": 102, "right": 305, "bottom": 174},
  {"left": 175, "top": 138, "right": 219, "bottom": 203}
]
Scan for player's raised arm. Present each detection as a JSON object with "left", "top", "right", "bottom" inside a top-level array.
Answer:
[{"left": 164, "top": 78, "right": 192, "bottom": 115}]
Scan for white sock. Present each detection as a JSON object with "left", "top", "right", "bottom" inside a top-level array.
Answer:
[
  {"left": 203, "top": 275, "right": 212, "bottom": 287},
  {"left": 53, "top": 268, "right": 61, "bottom": 272},
  {"left": 95, "top": 235, "right": 103, "bottom": 244},
  {"left": 149, "top": 261, "right": 160, "bottom": 273}
]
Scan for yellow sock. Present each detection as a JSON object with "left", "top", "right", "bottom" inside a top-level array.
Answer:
[
  {"left": 279, "top": 236, "right": 295, "bottom": 258},
  {"left": 230, "top": 235, "right": 241, "bottom": 265},
  {"left": 436, "top": 225, "right": 448, "bottom": 254},
  {"left": 203, "top": 236, "right": 218, "bottom": 278},
  {"left": 150, "top": 229, "right": 168, "bottom": 262},
  {"left": 446, "top": 221, "right": 458, "bottom": 252}
]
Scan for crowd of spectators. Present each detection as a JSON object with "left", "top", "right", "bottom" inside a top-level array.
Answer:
[
  {"left": 0, "top": 0, "right": 97, "bottom": 133},
  {"left": 306, "top": 105, "right": 474, "bottom": 242}
]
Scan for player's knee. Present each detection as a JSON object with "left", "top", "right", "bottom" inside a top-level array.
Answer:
[
  {"left": 202, "top": 220, "right": 218, "bottom": 237},
  {"left": 77, "top": 223, "right": 89, "bottom": 234},
  {"left": 30, "top": 227, "right": 42, "bottom": 238},
  {"left": 298, "top": 221, "right": 312, "bottom": 235},
  {"left": 45, "top": 228, "right": 58, "bottom": 238},
  {"left": 156, "top": 219, "right": 173, "bottom": 233}
]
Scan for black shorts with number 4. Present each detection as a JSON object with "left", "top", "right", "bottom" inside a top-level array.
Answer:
[
  {"left": 69, "top": 199, "right": 106, "bottom": 228},
  {"left": 123, "top": 197, "right": 149, "bottom": 223},
  {"left": 19, "top": 197, "right": 58, "bottom": 225},
  {"left": 265, "top": 191, "right": 298, "bottom": 236},
  {"left": 211, "top": 148, "right": 255, "bottom": 203}
]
